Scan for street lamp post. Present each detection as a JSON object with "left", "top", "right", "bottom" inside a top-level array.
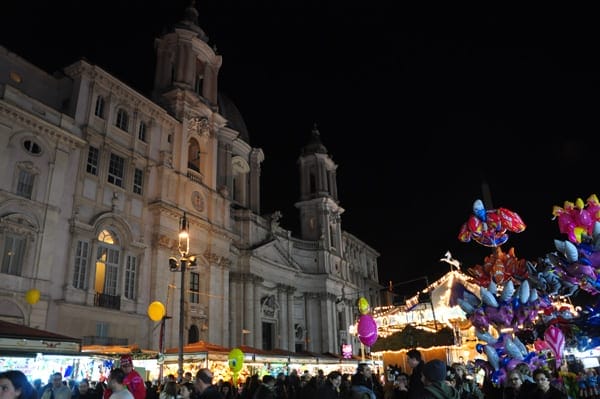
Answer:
[{"left": 170, "top": 213, "right": 197, "bottom": 382}]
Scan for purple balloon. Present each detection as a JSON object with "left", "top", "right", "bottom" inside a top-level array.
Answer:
[
  {"left": 357, "top": 314, "right": 377, "bottom": 337},
  {"left": 360, "top": 332, "right": 378, "bottom": 346},
  {"left": 357, "top": 314, "right": 378, "bottom": 346}
]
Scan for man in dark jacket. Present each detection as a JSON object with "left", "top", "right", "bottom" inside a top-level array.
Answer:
[
  {"left": 316, "top": 371, "right": 342, "bottom": 399},
  {"left": 194, "top": 369, "right": 224, "bottom": 399},
  {"left": 253, "top": 375, "right": 276, "bottom": 399},
  {"left": 406, "top": 349, "right": 424, "bottom": 399},
  {"left": 421, "top": 360, "right": 459, "bottom": 399}
]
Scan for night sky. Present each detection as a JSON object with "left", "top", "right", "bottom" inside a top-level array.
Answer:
[{"left": 2, "top": 2, "right": 599, "bottom": 298}]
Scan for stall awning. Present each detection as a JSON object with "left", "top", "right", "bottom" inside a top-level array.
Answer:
[
  {"left": 81, "top": 344, "right": 158, "bottom": 359},
  {"left": 0, "top": 319, "right": 81, "bottom": 355}
]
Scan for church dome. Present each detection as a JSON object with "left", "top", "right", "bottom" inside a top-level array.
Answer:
[
  {"left": 218, "top": 92, "right": 250, "bottom": 144},
  {"left": 301, "top": 124, "right": 328, "bottom": 155}
]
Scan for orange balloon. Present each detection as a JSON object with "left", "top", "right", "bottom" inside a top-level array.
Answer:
[{"left": 147, "top": 301, "right": 166, "bottom": 321}]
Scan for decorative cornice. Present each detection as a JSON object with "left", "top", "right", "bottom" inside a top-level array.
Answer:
[{"left": 0, "top": 102, "right": 86, "bottom": 150}]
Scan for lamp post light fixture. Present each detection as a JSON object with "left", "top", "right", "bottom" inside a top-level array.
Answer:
[{"left": 169, "top": 213, "right": 198, "bottom": 382}]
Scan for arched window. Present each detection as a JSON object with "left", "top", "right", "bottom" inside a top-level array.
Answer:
[
  {"left": 95, "top": 229, "right": 120, "bottom": 296},
  {"left": 188, "top": 325, "right": 199, "bottom": 344},
  {"left": 187, "top": 139, "right": 201, "bottom": 172}
]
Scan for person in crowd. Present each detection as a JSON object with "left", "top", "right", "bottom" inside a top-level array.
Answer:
[
  {"left": 421, "top": 359, "right": 459, "bottom": 399},
  {"left": 75, "top": 380, "right": 99, "bottom": 399},
  {"left": 178, "top": 382, "right": 195, "bottom": 399},
  {"left": 41, "top": 373, "right": 71, "bottom": 399},
  {"left": 349, "top": 363, "right": 376, "bottom": 399},
  {"left": 272, "top": 373, "right": 287, "bottom": 399},
  {"left": 406, "top": 349, "right": 424, "bottom": 399},
  {"left": 32, "top": 379, "right": 44, "bottom": 399},
  {"left": 515, "top": 364, "right": 535, "bottom": 385},
  {"left": 159, "top": 381, "right": 178, "bottom": 399},
  {"left": 217, "top": 381, "right": 235, "bottom": 399},
  {"left": 183, "top": 373, "right": 194, "bottom": 384},
  {"left": 317, "top": 370, "right": 342, "bottom": 399},
  {"left": 296, "top": 376, "right": 317, "bottom": 399},
  {"left": 0, "top": 370, "right": 37, "bottom": 399},
  {"left": 145, "top": 382, "right": 158, "bottom": 399},
  {"left": 448, "top": 363, "right": 483, "bottom": 399},
  {"left": 531, "top": 368, "right": 566, "bottom": 399},
  {"left": 503, "top": 369, "right": 536, "bottom": 399},
  {"left": 286, "top": 370, "right": 299, "bottom": 399},
  {"left": 194, "top": 368, "right": 223, "bottom": 399},
  {"left": 107, "top": 369, "right": 133, "bottom": 399},
  {"left": 387, "top": 373, "right": 409, "bottom": 399},
  {"left": 240, "top": 374, "right": 260, "bottom": 399},
  {"left": 339, "top": 374, "right": 352, "bottom": 399},
  {"left": 103, "top": 356, "right": 145, "bottom": 399},
  {"left": 252, "top": 375, "right": 276, "bottom": 399}
]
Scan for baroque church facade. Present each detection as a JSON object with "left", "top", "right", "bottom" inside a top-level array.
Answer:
[{"left": 0, "top": 4, "right": 382, "bottom": 356}]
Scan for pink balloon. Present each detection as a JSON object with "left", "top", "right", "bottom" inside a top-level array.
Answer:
[
  {"left": 544, "top": 325, "right": 565, "bottom": 367},
  {"left": 357, "top": 315, "right": 378, "bottom": 346}
]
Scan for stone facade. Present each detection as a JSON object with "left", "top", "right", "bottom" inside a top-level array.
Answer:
[{"left": 0, "top": 4, "right": 381, "bottom": 356}]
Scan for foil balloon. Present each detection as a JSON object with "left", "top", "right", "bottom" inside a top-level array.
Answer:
[
  {"left": 147, "top": 301, "right": 166, "bottom": 321},
  {"left": 544, "top": 325, "right": 565, "bottom": 367},
  {"left": 228, "top": 348, "right": 244, "bottom": 372},
  {"left": 357, "top": 314, "right": 378, "bottom": 346},
  {"left": 25, "top": 288, "right": 40, "bottom": 305},
  {"left": 357, "top": 297, "right": 370, "bottom": 315},
  {"left": 484, "top": 344, "right": 500, "bottom": 370}
]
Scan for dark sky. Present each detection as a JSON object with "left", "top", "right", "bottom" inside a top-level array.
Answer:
[{"left": 3, "top": 2, "right": 599, "bottom": 296}]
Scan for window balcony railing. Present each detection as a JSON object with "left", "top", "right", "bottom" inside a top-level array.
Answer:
[{"left": 94, "top": 292, "right": 121, "bottom": 310}]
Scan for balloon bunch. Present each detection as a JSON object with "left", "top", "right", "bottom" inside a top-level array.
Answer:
[
  {"left": 474, "top": 330, "right": 548, "bottom": 386},
  {"left": 458, "top": 280, "right": 545, "bottom": 334},
  {"left": 552, "top": 194, "right": 600, "bottom": 244},
  {"left": 467, "top": 247, "right": 528, "bottom": 287},
  {"left": 356, "top": 297, "right": 378, "bottom": 347},
  {"left": 458, "top": 199, "right": 526, "bottom": 247}
]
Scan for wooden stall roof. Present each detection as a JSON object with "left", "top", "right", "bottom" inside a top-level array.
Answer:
[{"left": 0, "top": 319, "right": 81, "bottom": 355}]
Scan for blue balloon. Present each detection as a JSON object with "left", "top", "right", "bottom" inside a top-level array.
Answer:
[{"left": 476, "top": 343, "right": 484, "bottom": 354}]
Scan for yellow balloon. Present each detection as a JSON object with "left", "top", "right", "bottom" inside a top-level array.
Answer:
[
  {"left": 25, "top": 289, "right": 40, "bottom": 305},
  {"left": 357, "top": 297, "right": 370, "bottom": 314},
  {"left": 228, "top": 347, "right": 244, "bottom": 372},
  {"left": 147, "top": 301, "right": 166, "bottom": 321}
]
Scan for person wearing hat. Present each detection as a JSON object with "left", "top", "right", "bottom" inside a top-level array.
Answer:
[
  {"left": 421, "top": 360, "right": 459, "bottom": 399},
  {"left": 102, "top": 356, "right": 146, "bottom": 399}
]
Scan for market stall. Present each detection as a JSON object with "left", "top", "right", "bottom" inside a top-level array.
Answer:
[{"left": 0, "top": 319, "right": 82, "bottom": 381}]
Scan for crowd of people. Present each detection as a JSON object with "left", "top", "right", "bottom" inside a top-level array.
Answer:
[{"left": 3, "top": 350, "right": 598, "bottom": 399}]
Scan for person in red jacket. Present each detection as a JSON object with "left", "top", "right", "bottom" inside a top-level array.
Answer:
[{"left": 103, "top": 355, "right": 146, "bottom": 399}]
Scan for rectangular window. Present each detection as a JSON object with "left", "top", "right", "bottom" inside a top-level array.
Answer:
[
  {"left": 116, "top": 109, "right": 129, "bottom": 131},
  {"left": 1, "top": 234, "right": 25, "bottom": 276},
  {"left": 124, "top": 255, "right": 137, "bottom": 300},
  {"left": 16, "top": 169, "right": 34, "bottom": 199},
  {"left": 190, "top": 272, "right": 200, "bottom": 304},
  {"left": 133, "top": 168, "right": 143, "bottom": 195},
  {"left": 107, "top": 153, "right": 124, "bottom": 187},
  {"left": 87, "top": 146, "right": 99, "bottom": 175},
  {"left": 94, "top": 96, "right": 105, "bottom": 118},
  {"left": 73, "top": 240, "right": 89, "bottom": 289},
  {"left": 138, "top": 122, "right": 147, "bottom": 142},
  {"left": 96, "top": 322, "right": 109, "bottom": 338}
]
